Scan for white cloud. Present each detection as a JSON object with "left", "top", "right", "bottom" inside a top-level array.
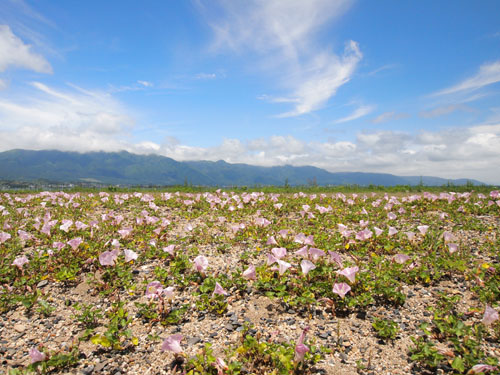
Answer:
[
  {"left": 419, "top": 104, "right": 473, "bottom": 118},
  {"left": 0, "top": 82, "right": 134, "bottom": 152},
  {"left": 200, "top": 0, "right": 359, "bottom": 117},
  {"left": 194, "top": 73, "right": 217, "bottom": 80},
  {"left": 137, "top": 80, "right": 153, "bottom": 87},
  {"left": 0, "top": 25, "right": 52, "bottom": 73},
  {"left": 433, "top": 60, "right": 500, "bottom": 96},
  {"left": 0, "top": 78, "right": 7, "bottom": 90},
  {"left": 334, "top": 104, "right": 374, "bottom": 124},
  {"left": 371, "top": 111, "right": 409, "bottom": 123}
]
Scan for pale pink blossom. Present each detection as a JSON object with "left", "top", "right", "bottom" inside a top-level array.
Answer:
[
  {"left": 266, "top": 253, "right": 277, "bottom": 266},
  {"left": 387, "top": 212, "right": 397, "bottom": 220},
  {"left": 67, "top": 237, "right": 83, "bottom": 251},
  {"left": 266, "top": 236, "right": 278, "bottom": 245},
  {"left": 214, "top": 357, "right": 228, "bottom": 375},
  {"left": 18, "top": 230, "right": 32, "bottom": 241},
  {"left": 300, "top": 260, "right": 316, "bottom": 275},
  {"left": 163, "top": 245, "right": 175, "bottom": 256},
  {"left": 294, "top": 246, "right": 309, "bottom": 258},
  {"left": 117, "top": 227, "right": 133, "bottom": 238},
  {"left": 332, "top": 283, "right": 351, "bottom": 298},
  {"left": 328, "top": 251, "right": 343, "bottom": 268},
  {"left": 447, "top": 243, "right": 458, "bottom": 254},
  {"left": 213, "top": 282, "right": 229, "bottom": 296},
  {"left": 59, "top": 219, "right": 73, "bottom": 232},
  {"left": 161, "top": 334, "right": 183, "bottom": 353},
  {"left": 0, "top": 231, "right": 12, "bottom": 243},
  {"left": 29, "top": 347, "right": 46, "bottom": 363},
  {"left": 417, "top": 225, "right": 429, "bottom": 235},
  {"left": 12, "top": 256, "right": 29, "bottom": 268},
  {"left": 294, "top": 326, "right": 310, "bottom": 363},
  {"left": 482, "top": 305, "right": 499, "bottom": 326},
  {"left": 278, "top": 229, "right": 289, "bottom": 238},
  {"left": 388, "top": 227, "right": 398, "bottom": 236},
  {"left": 277, "top": 260, "right": 291, "bottom": 275},
  {"left": 309, "top": 247, "right": 325, "bottom": 261},
  {"left": 99, "top": 249, "right": 119, "bottom": 266},
  {"left": 242, "top": 265, "right": 256, "bottom": 280},
  {"left": 145, "top": 281, "right": 163, "bottom": 298},
  {"left": 271, "top": 247, "right": 287, "bottom": 259},
  {"left": 405, "top": 232, "right": 416, "bottom": 241},
  {"left": 443, "top": 231, "right": 456, "bottom": 243},
  {"left": 356, "top": 228, "right": 373, "bottom": 241},
  {"left": 469, "top": 364, "right": 498, "bottom": 374},
  {"left": 193, "top": 255, "right": 208, "bottom": 272},
  {"left": 336, "top": 266, "right": 359, "bottom": 283},
  {"left": 123, "top": 249, "right": 138, "bottom": 262},
  {"left": 393, "top": 254, "right": 411, "bottom": 264},
  {"left": 373, "top": 227, "right": 383, "bottom": 236}
]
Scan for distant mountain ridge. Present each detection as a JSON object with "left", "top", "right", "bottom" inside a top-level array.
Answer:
[{"left": 0, "top": 149, "right": 485, "bottom": 186}]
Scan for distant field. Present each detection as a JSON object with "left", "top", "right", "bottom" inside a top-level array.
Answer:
[{"left": 1, "top": 190, "right": 499, "bottom": 374}]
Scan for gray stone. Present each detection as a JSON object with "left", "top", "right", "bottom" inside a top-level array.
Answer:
[
  {"left": 81, "top": 365, "right": 94, "bottom": 375},
  {"left": 37, "top": 280, "right": 49, "bottom": 288}
]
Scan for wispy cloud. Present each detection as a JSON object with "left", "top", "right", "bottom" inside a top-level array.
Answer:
[
  {"left": 0, "top": 25, "right": 52, "bottom": 73},
  {"left": 199, "top": 0, "right": 359, "bottom": 117},
  {"left": 433, "top": 60, "right": 500, "bottom": 96},
  {"left": 371, "top": 111, "right": 409, "bottom": 124},
  {"left": 194, "top": 73, "right": 217, "bottom": 80},
  {"left": 334, "top": 104, "right": 374, "bottom": 124},
  {"left": 137, "top": 80, "right": 153, "bottom": 87},
  {"left": 366, "top": 64, "right": 398, "bottom": 76},
  {"left": 419, "top": 104, "right": 474, "bottom": 118}
]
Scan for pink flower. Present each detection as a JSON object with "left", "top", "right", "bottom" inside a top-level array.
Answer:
[
  {"left": 17, "top": 230, "right": 32, "bottom": 241},
  {"left": 405, "top": 232, "right": 416, "bottom": 241},
  {"left": 117, "top": 227, "right": 133, "bottom": 239},
  {"left": 277, "top": 260, "right": 291, "bottom": 275},
  {"left": 387, "top": 212, "right": 397, "bottom": 220},
  {"left": 193, "top": 255, "right": 208, "bottom": 272},
  {"left": 443, "top": 231, "right": 456, "bottom": 243},
  {"left": 417, "top": 225, "right": 429, "bottom": 235},
  {"left": 328, "top": 251, "right": 343, "bottom": 268},
  {"left": 388, "top": 227, "right": 398, "bottom": 236},
  {"left": 67, "top": 237, "right": 83, "bottom": 251},
  {"left": 447, "top": 243, "right": 458, "bottom": 254},
  {"left": 278, "top": 229, "right": 289, "bottom": 238},
  {"left": 12, "top": 256, "right": 29, "bottom": 269},
  {"left": 271, "top": 247, "right": 287, "bottom": 259},
  {"left": 213, "top": 282, "right": 229, "bottom": 296},
  {"left": 294, "top": 246, "right": 309, "bottom": 258},
  {"left": 0, "top": 231, "right": 11, "bottom": 243},
  {"left": 336, "top": 266, "right": 359, "bottom": 283},
  {"left": 29, "top": 347, "right": 46, "bottom": 363},
  {"left": 309, "top": 247, "right": 325, "bottom": 261},
  {"left": 356, "top": 228, "right": 373, "bottom": 241},
  {"left": 373, "top": 227, "right": 383, "bottom": 236},
  {"left": 163, "top": 244, "right": 175, "bottom": 256},
  {"left": 300, "top": 260, "right": 316, "bottom": 275},
  {"left": 294, "top": 326, "right": 310, "bottom": 363},
  {"left": 266, "top": 236, "right": 278, "bottom": 245},
  {"left": 470, "top": 364, "right": 498, "bottom": 374},
  {"left": 393, "top": 254, "right": 410, "bottom": 264},
  {"left": 145, "top": 281, "right": 163, "bottom": 298},
  {"left": 161, "top": 334, "right": 183, "bottom": 353},
  {"left": 266, "top": 253, "right": 277, "bottom": 266},
  {"left": 242, "top": 265, "right": 256, "bottom": 280},
  {"left": 123, "top": 249, "right": 138, "bottom": 262},
  {"left": 482, "top": 305, "right": 499, "bottom": 326},
  {"left": 59, "top": 219, "right": 73, "bottom": 232},
  {"left": 332, "top": 283, "right": 351, "bottom": 298},
  {"left": 99, "top": 249, "right": 119, "bottom": 266},
  {"left": 214, "top": 357, "right": 228, "bottom": 375}
]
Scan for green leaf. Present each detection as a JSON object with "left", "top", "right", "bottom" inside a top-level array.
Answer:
[
  {"left": 451, "top": 356, "right": 464, "bottom": 373},
  {"left": 91, "top": 334, "right": 112, "bottom": 347}
]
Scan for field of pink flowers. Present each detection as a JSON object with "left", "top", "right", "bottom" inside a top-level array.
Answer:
[{"left": 0, "top": 190, "right": 499, "bottom": 375}]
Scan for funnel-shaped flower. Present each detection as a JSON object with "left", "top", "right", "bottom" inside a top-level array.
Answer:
[
  {"left": 213, "top": 282, "right": 229, "bottom": 296},
  {"left": 277, "top": 260, "right": 291, "bottom": 275},
  {"left": 332, "top": 283, "right": 351, "bottom": 298},
  {"left": 300, "top": 260, "right": 316, "bottom": 275},
  {"left": 388, "top": 227, "right": 398, "bottom": 236},
  {"left": 163, "top": 244, "right": 175, "bottom": 256},
  {"left": 417, "top": 225, "right": 429, "bottom": 235},
  {"left": 242, "top": 265, "right": 256, "bottom": 280},
  {"left": 12, "top": 256, "right": 29, "bottom": 269},
  {"left": 469, "top": 364, "right": 498, "bottom": 374},
  {"left": 99, "top": 249, "right": 119, "bottom": 266},
  {"left": 336, "top": 266, "right": 359, "bottom": 283},
  {"left": 294, "top": 326, "right": 310, "bottom": 363},
  {"left": 29, "top": 347, "right": 46, "bottom": 363},
  {"left": 482, "top": 305, "right": 499, "bottom": 326},
  {"left": 447, "top": 243, "right": 458, "bottom": 254},
  {"left": 373, "top": 227, "right": 383, "bottom": 236},
  {"left": 393, "top": 254, "right": 410, "bottom": 264},
  {"left": 67, "top": 237, "right": 83, "bottom": 251},
  {"left": 145, "top": 281, "right": 163, "bottom": 299},
  {"left": 271, "top": 247, "right": 287, "bottom": 259},
  {"left": 161, "top": 334, "right": 183, "bottom": 353},
  {"left": 266, "top": 236, "right": 278, "bottom": 245},
  {"left": 294, "top": 246, "right": 309, "bottom": 259},
  {"left": 328, "top": 251, "right": 343, "bottom": 268},
  {"left": 309, "top": 247, "right": 325, "bottom": 261},
  {"left": 123, "top": 249, "right": 138, "bottom": 262},
  {"left": 0, "top": 231, "right": 11, "bottom": 243},
  {"left": 193, "top": 255, "right": 208, "bottom": 272}
]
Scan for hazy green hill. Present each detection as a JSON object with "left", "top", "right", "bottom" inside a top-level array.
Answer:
[{"left": 0, "top": 149, "right": 485, "bottom": 186}]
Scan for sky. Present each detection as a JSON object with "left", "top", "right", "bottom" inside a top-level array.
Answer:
[{"left": 0, "top": 0, "right": 500, "bottom": 184}]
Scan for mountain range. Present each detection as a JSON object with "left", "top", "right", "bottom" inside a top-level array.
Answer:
[{"left": 0, "top": 149, "right": 485, "bottom": 187}]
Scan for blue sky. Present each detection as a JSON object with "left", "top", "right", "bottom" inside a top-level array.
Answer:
[{"left": 1, "top": 0, "right": 500, "bottom": 183}]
